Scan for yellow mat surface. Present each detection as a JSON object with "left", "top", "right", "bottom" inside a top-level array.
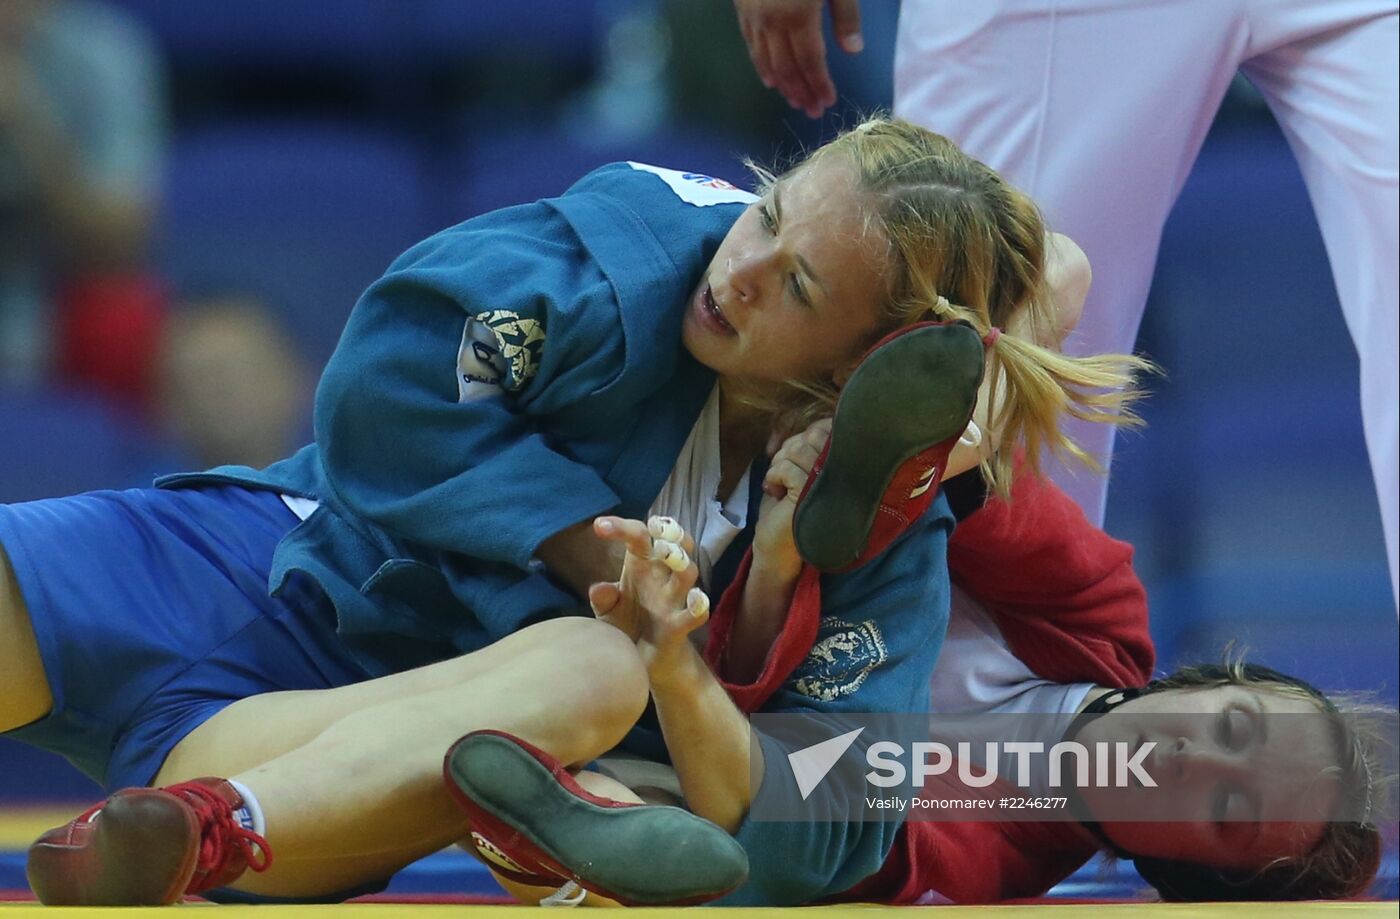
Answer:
[
  {"left": 2, "top": 808, "right": 1395, "bottom": 916},
  {"left": 0, "top": 904, "right": 1395, "bottom": 916}
]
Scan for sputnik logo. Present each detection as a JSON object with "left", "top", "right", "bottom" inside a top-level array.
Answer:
[{"left": 787, "top": 728, "right": 865, "bottom": 800}]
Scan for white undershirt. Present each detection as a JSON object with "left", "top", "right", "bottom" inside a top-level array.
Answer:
[
  {"left": 646, "top": 384, "right": 750, "bottom": 593},
  {"left": 931, "top": 585, "right": 1095, "bottom": 717},
  {"left": 280, "top": 494, "right": 319, "bottom": 521},
  {"left": 930, "top": 585, "right": 1096, "bottom": 798}
]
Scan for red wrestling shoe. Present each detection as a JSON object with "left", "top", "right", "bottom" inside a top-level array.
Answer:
[
  {"left": 445, "top": 731, "right": 749, "bottom": 906},
  {"left": 793, "top": 320, "right": 987, "bottom": 572},
  {"left": 26, "top": 777, "right": 271, "bottom": 906}
]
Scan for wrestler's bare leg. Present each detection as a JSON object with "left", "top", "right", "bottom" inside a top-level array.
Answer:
[
  {"left": 154, "top": 616, "right": 649, "bottom": 898},
  {"left": 0, "top": 545, "right": 52, "bottom": 733}
]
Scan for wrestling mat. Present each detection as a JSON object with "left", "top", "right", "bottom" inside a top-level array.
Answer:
[
  {"left": 2, "top": 806, "right": 1396, "bottom": 914},
  {"left": 0, "top": 901, "right": 1394, "bottom": 916}
]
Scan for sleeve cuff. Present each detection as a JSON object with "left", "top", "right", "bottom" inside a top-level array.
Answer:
[{"left": 705, "top": 557, "right": 824, "bottom": 712}]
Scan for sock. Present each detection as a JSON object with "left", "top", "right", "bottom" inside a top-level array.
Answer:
[{"left": 227, "top": 779, "right": 266, "bottom": 838}]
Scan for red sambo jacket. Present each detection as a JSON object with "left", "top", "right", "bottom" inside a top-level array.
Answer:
[{"left": 705, "top": 468, "right": 1155, "bottom": 903}]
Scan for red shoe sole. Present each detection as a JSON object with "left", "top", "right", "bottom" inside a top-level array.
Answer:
[
  {"left": 444, "top": 731, "right": 749, "bottom": 906},
  {"left": 27, "top": 789, "right": 201, "bottom": 906},
  {"left": 794, "top": 321, "right": 984, "bottom": 571}
]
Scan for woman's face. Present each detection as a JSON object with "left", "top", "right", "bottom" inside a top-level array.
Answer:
[
  {"left": 1075, "top": 684, "right": 1340, "bottom": 872},
  {"left": 682, "top": 154, "right": 891, "bottom": 396}
]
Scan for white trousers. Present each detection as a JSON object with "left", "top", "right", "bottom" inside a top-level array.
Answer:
[{"left": 896, "top": 0, "right": 1399, "bottom": 605}]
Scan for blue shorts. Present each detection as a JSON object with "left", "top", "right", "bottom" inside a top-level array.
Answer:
[{"left": 0, "top": 486, "right": 370, "bottom": 790}]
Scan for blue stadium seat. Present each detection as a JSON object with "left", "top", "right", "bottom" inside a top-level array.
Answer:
[
  {"left": 439, "top": 123, "right": 752, "bottom": 225},
  {"left": 110, "top": 0, "right": 397, "bottom": 69},
  {"left": 411, "top": 0, "right": 605, "bottom": 66},
  {"left": 113, "top": 0, "right": 606, "bottom": 71},
  {"left": 0, "top": 387, "right": 187, "bottom": 505},
  {"left": 158, "top": 122, "right": 436, "bottom": 368}
]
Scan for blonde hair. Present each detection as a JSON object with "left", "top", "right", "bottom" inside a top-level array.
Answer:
[{"left": 753, "top": 115, "right": 1152, "bottom": 497}]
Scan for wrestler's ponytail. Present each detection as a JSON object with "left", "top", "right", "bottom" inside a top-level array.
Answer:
[{"left": 789, "top": 115, "right": 1152, "bottom": 496}]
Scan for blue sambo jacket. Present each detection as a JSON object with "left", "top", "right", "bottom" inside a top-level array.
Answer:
[{"left": 158, "top": 162, "right": 954, "bottom": 906}]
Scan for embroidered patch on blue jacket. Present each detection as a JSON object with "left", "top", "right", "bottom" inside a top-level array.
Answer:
[
  {"left": 457, "top": 310, "right": 545, "bottom": 402},
  {"left": 792, "top": 617, "right": 889, "bottom": 702}
]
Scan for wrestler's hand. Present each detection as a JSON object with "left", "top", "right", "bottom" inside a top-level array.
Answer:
[
  {"left": 754, "top": 417, "right": 831, "bottom": 578},
  {"left": 733, "top": 0, "right": 864, "bottom": 118},
  {"left": 589, "top": 515, "right": 711, "bottom": 680},
  {"left": 535, "top": 518, "right": 626, "bottom": 602}
]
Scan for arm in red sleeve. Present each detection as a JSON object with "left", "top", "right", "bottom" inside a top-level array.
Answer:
[{"left": 947, "top": 464, "right": 1154, "bottom": 688}]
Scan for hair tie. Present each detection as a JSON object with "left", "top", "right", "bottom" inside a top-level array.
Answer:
[
  {"left": 932, "top": 294, "right": 952, "bottom": 316},
  {"left": 982, "top": 326, "right": 1002, "bottom": 347}
]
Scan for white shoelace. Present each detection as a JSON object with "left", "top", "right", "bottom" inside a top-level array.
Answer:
[{"left": 540, "top": 880, "right": 587, "bottom": 907}]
